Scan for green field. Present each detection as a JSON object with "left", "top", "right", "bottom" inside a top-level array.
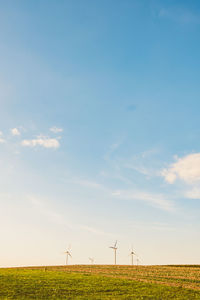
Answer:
[{"left": 0, "top": 265, "right": 200, "bottom": 299}]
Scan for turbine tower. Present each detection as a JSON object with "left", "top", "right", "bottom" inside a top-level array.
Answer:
[
  {"left": 89, "top": 257, "right": 94, "bottom": 264},
  {"left": 129, "top": 247, "right": 136, "bottom": 266},
  {"left": 64, "top": 246, "right": 72, "bottom": 265},
  {"left": 109, "top": 240, "right": 117, "bottom": 265}
]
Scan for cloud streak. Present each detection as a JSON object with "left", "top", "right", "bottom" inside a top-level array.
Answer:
[
  {"left": 67, "top": 174, "right": 173, "bottom": 212},
  {"left": 22, "top": 136, "right": 60, "bottom": 149},
  {"left": 50, "top": 126, "right": 63, "bottom": 133},
  {"left": 72, "top": 178, "right": 103, "bottom": 189},
  {"left": 112, "top": 189, "right": 174, "bottom": 212},
  {"left": 130, "top": 221, "right": 175, "bottom": 232},
  {"left": 29, "top": 195, "right": 111, "bottom": 236}
]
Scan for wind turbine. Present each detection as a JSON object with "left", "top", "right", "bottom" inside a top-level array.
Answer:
[
  {"left": 136, "top": 258, "right": 141, "bottom": 266},
  {"left": 129, "top": 246, "right": 136, "bottom": 266},
  {"left": 64, "top": 246, "right": 72, "bottom": 265},
  {"left": 89, "top": 257, "right": 94, "bottom": 264},
  {"left": 109, "top": 240, "right": 117, "bottom": 265}
]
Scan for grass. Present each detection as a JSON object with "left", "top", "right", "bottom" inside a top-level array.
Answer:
[{"left": 0, "top": 265, "right": 200, "bottom": 299}]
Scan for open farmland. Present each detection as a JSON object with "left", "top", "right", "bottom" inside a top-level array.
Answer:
[{"left": 0, "top": 265, "right": 200, "bottom": 299}]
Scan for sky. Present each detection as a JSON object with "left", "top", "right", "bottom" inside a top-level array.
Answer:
[{"left": 0, "top": 0, "right": 200, "bottom": 267}]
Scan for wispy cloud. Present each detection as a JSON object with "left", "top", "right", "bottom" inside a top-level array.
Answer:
[
  {"left": 104, "top": 140, "right": 123, "bottom": 161},
  {"left": 120, "top": 148, "right": 161, "bottom": 179},
  {"left": 100, "top": 170, "right": 132, "bottom": 185},
  {"left": 130, "top": 221, "right": 175, "bottom": 232},
  {"left": 22, "top": 136, "right": 60, "bottom": 149},
  {"left": 11, "top": 128, "right": 20, "bottom": 136},
  {"left": 112, "top": 189, "right": 174, "bottom": 212},
  {"left": 29, "top": 195, "right": 72, "bottom": 227},
  {"left": 66, "top": 173, "right": 173, "bottom": 212},
  {"left": 29, "top": 195, "right": 111, "bottom": 236},
  {"left": 102, "top": 140, "right": 134, "bottom": 184},
  {"left": 50, "top": 126, "right": 63, "bottom": 133},
  {"left": 72, "top": 178, "right": 103, "bottom": 189},
  {"left": 80, "top": 225, "right": 112, "bottom": 236}
]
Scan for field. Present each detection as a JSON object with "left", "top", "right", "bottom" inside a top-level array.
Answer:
[{"left": 0, "top": 265, "right": 200, "bottom": 299}]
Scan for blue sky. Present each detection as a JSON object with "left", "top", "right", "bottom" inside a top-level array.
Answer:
[{"left": 1, "top": 0, "right": 200, "bottom": 266}]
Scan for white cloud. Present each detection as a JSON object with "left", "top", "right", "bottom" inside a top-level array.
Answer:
[
  {"left": 50, "top": 127, "right": 63, "bottom": 133},
  {"left": 0, "top": 131, "right": 3, "bottom": 136},
  {"left": 0, "top": 138, "right": 5, "bottom": 144},
  {"left": 111, "top": 189, "right": 174, "bottom": 212},
  {"left": 184, "top": 187, "right": 200, "bottom": 199},
  {"left": 11, "top": 128, "right": 20, "bottom": 136},
  {"left": 162, "top": 153, "right": 200, "bottom": 184},
  {"left": 22, "top": 137, "right": 60, "bottom": 149}
]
